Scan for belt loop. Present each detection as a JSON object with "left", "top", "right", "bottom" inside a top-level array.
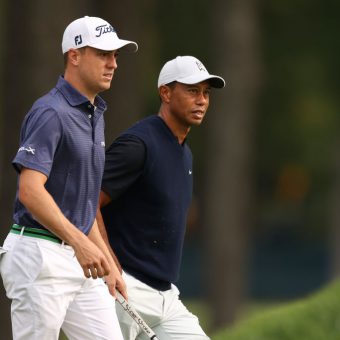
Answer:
[
  {"left": 61, "top": 240, "right": 65, "bottom": 247},
  {"left": 20, "top": 226, "right": 25, "bottom": 236}
]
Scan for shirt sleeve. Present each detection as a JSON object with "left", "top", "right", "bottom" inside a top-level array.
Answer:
[
  {"left": 102, "top": 134, "right": 146, "bottom": 200},
  {"left": 12, "top": 107, "right": 62, "bottom": 177}
]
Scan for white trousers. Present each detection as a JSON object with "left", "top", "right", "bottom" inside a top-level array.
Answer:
[
  {"left": 116, "top": 271, "right": 210, "bottom": 340},
  {"left": 0, "top": 233, "right": 123, "bottom": 340}
]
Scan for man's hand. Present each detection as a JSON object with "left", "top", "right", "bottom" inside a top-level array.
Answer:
[
  {"left": 104, "top": 265, "right": 128, "bottom": 300},
  {"left": 73, "top": 236, "right": 111, "bottom": 279}
]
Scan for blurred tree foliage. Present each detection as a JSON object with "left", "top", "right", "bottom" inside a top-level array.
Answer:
[{"left": 257, "top": 1, "right": 340, "bottom": 240}]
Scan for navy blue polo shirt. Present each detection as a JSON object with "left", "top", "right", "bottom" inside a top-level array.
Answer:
[{"left": 12, "top": 76, "right": 106, "bottom": 235}]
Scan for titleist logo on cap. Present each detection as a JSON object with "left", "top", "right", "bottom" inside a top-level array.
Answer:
[{"left": 95, "top": 24, "right": 116, "bottom": 38}]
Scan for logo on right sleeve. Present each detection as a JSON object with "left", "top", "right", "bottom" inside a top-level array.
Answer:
[{"left": 18, "top": 146, "right": 35, "bottom": 155}]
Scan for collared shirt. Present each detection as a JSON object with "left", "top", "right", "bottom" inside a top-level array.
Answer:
[
  {"left": 12, "top": 76, "right": 107, "bottom": 234},
  {"left": 101, "top": 116, "right": 193, "bottom": 289}
]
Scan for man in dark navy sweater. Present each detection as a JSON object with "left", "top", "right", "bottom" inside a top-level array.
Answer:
[{"left": 97, "top": 56, "right": 225, "bottom": 339}]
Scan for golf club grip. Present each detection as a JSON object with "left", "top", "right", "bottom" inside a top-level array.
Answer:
[{"left": 116, "top": 292, "right": 159, "bottom": 340}]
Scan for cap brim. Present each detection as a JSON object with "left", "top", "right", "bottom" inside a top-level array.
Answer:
[
  {"left": 177, "top": 74, "right": 225, "bottom": 88},
  {"left": 116, "top": 40, "right": 138, "bottom": 53},
  {"left": 89, "top": 40, "right": 138, "bottom": 53}
]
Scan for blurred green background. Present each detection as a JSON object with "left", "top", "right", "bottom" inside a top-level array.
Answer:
[{"left": 1, "top": 0, "right": 340, "bottom": 338}]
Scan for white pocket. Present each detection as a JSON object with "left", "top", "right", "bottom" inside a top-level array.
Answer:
[{"left": 0, "top": 246, "right": 7, "bottom": 256}]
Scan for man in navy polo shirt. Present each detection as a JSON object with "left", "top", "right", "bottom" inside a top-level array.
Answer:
[
  {"left": 97, "top": 56, "right": 225, "bottom": 339},
  {"left": 0, "top": 16, "right": 137, "bottom": 340}
]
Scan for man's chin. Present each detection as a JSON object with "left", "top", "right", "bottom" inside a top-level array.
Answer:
[
  {"left": 98, "top": 83, "right": 112, "bottom": 93},
  {"left": 190, "top": 118, "right": 204, "bottom": 126}
]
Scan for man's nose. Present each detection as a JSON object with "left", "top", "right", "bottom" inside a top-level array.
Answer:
[{"left": 108, "top": 55, "right": 118, "bottom": 69}]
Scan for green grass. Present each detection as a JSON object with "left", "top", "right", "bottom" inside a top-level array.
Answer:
[
  {"left": 59, "top": 331, "right": 67, "bottom": 340},
  {"left": 212, "top": 280, "right": 340, "bottom": 340},
  {"left": 186, "top": 299, "right": 213, "bottom": 332},
  {"left": 187, "top": 298, "right": 283, "bottom": 338}
]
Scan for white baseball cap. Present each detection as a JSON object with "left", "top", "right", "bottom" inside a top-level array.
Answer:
[
  {"left": 157, "top": 56, "right": 225, "bottom": 89},
  {"left": 62, "top": 16, "right": 138, "bottom": 54}
]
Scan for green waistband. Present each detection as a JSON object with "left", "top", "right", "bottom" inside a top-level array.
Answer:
[{"left": 10, "top": 224, "right": 64, "bottom": 244}]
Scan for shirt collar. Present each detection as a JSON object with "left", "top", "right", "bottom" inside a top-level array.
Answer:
[{"left": 55, "top": 76, "right": 107, "bottom": 112}]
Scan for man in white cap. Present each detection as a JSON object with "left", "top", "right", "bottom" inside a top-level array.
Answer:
[
  {"left": 97, "top": 56, "right": 225, "bottom": 339},
  {"left": 0, "top": 16, "right": 137, "bottom": 340}
]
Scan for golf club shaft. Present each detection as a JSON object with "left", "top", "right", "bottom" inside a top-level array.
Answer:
[{"left": 116, "top": 292, "right": 159, "bottom": 340}]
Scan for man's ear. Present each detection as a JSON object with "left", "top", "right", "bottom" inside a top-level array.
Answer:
[
  {"left": 159, "top": 85, "right": 172, "bottom": 103},
  {"left": 68, "top": 48, "right": 81, "bottom": 66}
]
